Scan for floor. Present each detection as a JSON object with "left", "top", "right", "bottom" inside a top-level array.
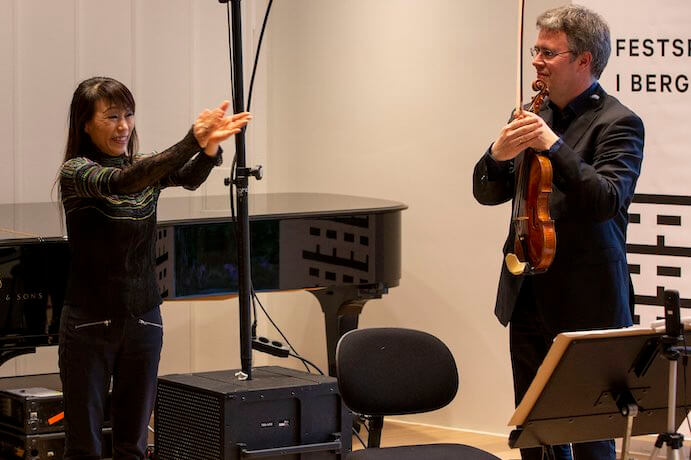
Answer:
[
  {"left": 352, "top": 420, "right": 518, "bottom": 459},
  {"left": 353, "top": 420, "right": 672, "bottom": 459}
]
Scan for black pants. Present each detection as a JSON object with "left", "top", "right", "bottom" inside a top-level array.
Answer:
[
  {"left": 59, "top": 305, "right": 163, "bottom": 460},
  {"left": 509, "top": 281, "right": 615, "bottom": 460}
]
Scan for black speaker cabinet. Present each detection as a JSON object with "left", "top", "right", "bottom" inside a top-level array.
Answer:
[{"left": 155, "top": 366, "right": 351, "bottom": 460}]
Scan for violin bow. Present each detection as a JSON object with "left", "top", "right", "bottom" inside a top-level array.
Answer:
[{"left": 516, "top": 0, "right": 525, "bottom": 117}]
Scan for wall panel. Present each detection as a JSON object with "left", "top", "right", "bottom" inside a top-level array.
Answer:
[
  {"left": 0, "top": 0, "right": 15, "bottom": 204},
  {"left": 133, "top": 0, "right": 192, "bottom": 171},
  {"left": 77, "top": 0, "right": 133, "bottom": 84},
  {"left": 15, "top": 1, "right": 77, "bottom": 203}
]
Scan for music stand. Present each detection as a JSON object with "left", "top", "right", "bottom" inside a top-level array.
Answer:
[{"left": 508, "top": 326, "right": 691, "bottom": 453}]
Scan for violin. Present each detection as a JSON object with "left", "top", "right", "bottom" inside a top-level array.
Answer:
[
  {"left": 504, "top": 79, "right": 556, "bottom": 275},
  {"left": 504, "top": 0, "right": 556, "bottom": 276}
]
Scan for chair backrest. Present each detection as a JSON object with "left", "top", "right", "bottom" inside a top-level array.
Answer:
[{"left": 336, "top": 327, "right": 459, "bottom": 416}]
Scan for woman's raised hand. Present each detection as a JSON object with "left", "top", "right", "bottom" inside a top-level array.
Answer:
[{"left": 193, "top": 101, "right": 252, "bottom": 156}]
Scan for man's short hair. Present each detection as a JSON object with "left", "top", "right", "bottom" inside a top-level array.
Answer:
[{"left": 536, "top": 4, "right": 611, "bottom": 79}]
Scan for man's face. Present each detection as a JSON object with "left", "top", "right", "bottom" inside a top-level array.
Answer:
[{"left": 532, "top": 29, "right": 588, "bottom": 107}]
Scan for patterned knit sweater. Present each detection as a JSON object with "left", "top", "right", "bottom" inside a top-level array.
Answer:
[{"left": 59, "top": 129, "right": 221, "bottom": 318}]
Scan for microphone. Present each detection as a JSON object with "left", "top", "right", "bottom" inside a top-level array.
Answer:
[{"left": 664, "top": 289, "right": 682, "bottom": 338}]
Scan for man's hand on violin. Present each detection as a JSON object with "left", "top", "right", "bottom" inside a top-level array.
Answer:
[{"left": 490, "top": 111, "right": 560, "bottom": 161}]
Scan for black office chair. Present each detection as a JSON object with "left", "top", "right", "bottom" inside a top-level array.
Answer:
[{"left": 336, "top": 327, "right": 500, "bottom": 460}]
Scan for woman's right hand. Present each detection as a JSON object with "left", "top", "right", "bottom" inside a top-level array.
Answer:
[{"left": 193, "top": 101, "right": 252, "bottom": 149}]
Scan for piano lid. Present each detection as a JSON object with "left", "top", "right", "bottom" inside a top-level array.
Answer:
[
  {"left": 0, "top": 193, "right": 407, "bottom": 243},
  {"left": 156, "top": 193, "right": 407, "bottom": 225},
  {"left": 0, "top": 201, "right": 66, "bottom": 243}
]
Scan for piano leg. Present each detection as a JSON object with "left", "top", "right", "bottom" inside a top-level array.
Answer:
[
  {"left": 310, "top": 283, "right": 388, "bottom": 378},
  {"left": 0, "top": 348, "right": 37, "bottom": 368}
]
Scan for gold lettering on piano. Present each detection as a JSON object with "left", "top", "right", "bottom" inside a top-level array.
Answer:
[
  {"left": 14, "top": 293, "right": 44, "bottom": 301},
  {"left": 1, "top": 292, "right": 45, "bottom": 303}
]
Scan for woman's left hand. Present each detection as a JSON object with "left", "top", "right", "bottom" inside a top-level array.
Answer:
[
  {"left": 193, "top": 101, "right": 252, "bottom": 156},
  {"left": 203, "top": 111, "right": 253, "bottom": 157}
]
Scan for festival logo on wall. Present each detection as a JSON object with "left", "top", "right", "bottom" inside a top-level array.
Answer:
[{"left": 579, "top": 0, "right": 690, "bottom": 326}]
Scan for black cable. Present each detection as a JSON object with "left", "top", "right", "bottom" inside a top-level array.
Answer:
[
  {"left": 252, "top": 288, "right": 318, "bottom": 374},
  {"left": 247, "top": 0, "right": 274, "bottom": 112},
  {"left": 230, "top": 154, "right": 237, "bottom": 217},
  {"left": 361, "top": 419, "right": 370, "bottom": 434},
  {"left": 251, "top": 288, "right": 297, "bottom": 351},
  {"left": 225, "top": 1, "right": 239, "bottom": 256},
  {"left": 225, "top": 2, "right": 235, "bottom": 105},
  {"left": 250, "top": 284, "right": 258, "bottom": 338},
  {"left": 252, "top": 288, "right": 311, "bottom": 373},
  {"left": 288, "top": 352, "right": 324, "bottom": 376},
  {"left": 352, "top": 427, "right": 366, "bottom": 449}
]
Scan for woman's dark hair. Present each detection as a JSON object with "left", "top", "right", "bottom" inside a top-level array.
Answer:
[
  {"left": 63, "top": 76, "right": 139, "bottom": 164},
  {"left": 55, "top": 77, "right": 139, "bottom": 206}
]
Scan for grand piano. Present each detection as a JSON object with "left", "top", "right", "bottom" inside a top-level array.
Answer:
[{"left": 0, "top": 193, "right": 406, "bottom": 376}]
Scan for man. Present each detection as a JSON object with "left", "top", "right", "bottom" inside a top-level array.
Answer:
[{"left": 472, "top": 5, "right": 644, "bottom": 460}]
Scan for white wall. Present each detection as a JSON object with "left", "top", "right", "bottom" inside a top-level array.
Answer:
[
  {"left": 0, "top": 0, "right": 564, "bottom": 436},
  {"left": 260, "top": 0, "right": 563, "bottom": 434}
]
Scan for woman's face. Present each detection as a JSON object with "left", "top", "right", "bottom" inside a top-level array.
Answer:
[{"left": 84, "top": 98, "right": 135, "bottom": 157}]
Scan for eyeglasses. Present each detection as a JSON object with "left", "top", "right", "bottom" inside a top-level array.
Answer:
[{"left": 530, "top": 47, "right": 574, "bottom": 60}]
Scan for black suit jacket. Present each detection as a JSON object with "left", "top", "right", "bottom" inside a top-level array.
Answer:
[{"left": 473, "top": 84, "right": 644, "bottom": 332}]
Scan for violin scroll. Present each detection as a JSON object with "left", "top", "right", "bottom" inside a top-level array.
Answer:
[
  {"left": 505, "top": 78, "right": 556, "bottom": 276},
  {"left": 531, "top": 79, "right": 547, "bottom": 93},
  {"left": 527, "top": 79, "right": 549, "bottom": 114}
]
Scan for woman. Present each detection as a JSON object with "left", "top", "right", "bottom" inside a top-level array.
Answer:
[{"left": 58, "top": 76, "right": 250, "bottom": 459}]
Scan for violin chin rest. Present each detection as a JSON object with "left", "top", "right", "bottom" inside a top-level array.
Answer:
[{"left": 505, "top": 253, "right": 527, "bottom": 276}]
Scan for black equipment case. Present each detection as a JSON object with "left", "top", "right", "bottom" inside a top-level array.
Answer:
[
  {"left": 155, "top": 366, "right": 351, "bottom": 460},
  {"left": 0, "top": 387, "right": 64, "bottom": 434},
  {"left": 0, "top": 373, "right": 111, "bottom": 435},
  {"left": 0, "top": 374, "right": 113, "bottom": 459},
  {"left": 0, "top": 426, "right": 112, "bottom": 460},
  {"left": 0, "top": 374, "right": 65, "bottom": 434}
]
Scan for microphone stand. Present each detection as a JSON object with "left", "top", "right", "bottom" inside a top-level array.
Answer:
[
  {"left": 219, "top": 0, "right": 259, "bottom": 380},
  {"left": 649, "top": 290, "right": 688, "bottom": 460}
]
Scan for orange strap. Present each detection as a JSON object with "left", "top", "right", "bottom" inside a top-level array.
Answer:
[{"left": 48, "top": 412, "right": 65, "bottom": 425}]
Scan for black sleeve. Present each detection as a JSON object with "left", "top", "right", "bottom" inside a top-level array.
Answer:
[
  {"left": 472, "top": 146, "right": 515, "bottom": 206},
  {"left": 106, "top": 129, "right": 202, "bottom": 194},
  {"left": 160, "top": 146, "right": 224, "bottom": 191},
  {"left": 549, "top": 113, "right": 644, "bottom": 222}
]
